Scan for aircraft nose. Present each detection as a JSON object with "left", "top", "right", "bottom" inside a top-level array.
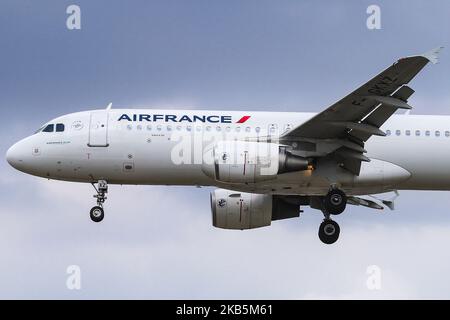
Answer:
[
  {"left": 6, "top": 143, "right": 20, "bottom": 168},
  {"left": 6, "top": 141, "right": 26, "bottom": 170}
]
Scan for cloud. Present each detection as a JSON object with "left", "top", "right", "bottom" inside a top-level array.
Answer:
[{"left": 1, "top": 176, "right": 450, "bottom": 299}]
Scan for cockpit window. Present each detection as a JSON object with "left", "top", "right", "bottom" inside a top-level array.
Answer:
[
  {"left": 42, "top": 124, "right": 54, "bottom": 132},
  {"left": 56, "top": 123, "right": 65, "bottom": 132},
  {"left": 34, "top": 126, "right": 45, "bottom": 134}
]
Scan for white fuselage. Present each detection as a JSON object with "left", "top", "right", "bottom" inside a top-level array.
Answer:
[{"left": 6, "top": 109, "right": 450, "bottom": 196}]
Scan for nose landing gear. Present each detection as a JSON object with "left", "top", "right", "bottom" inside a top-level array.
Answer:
[{"left": 90, "top": 180, "right": 108, "bottom": 223}]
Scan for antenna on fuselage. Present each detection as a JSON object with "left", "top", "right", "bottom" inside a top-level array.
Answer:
[{"left": 106, "top": 103, "right": 113, "bottom": 110}]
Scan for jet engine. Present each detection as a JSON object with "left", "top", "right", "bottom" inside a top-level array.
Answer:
[
  {"left": 211, "top": 188, "right": 302, "bottom": 230},
  {"left": 202, "top": 141, "right": 309, "bottom": 183}
]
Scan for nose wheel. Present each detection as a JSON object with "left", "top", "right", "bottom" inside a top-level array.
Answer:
[
  {"left": 90, "top": 206, "right": 104, "bottom": 222},
  {"left": 90, "top": 180, "right": 108, "bottom": 223}
]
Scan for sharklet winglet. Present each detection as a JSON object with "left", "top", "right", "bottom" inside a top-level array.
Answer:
[{"left": 422, "top": 46, "right": 444, "bottom": 64}]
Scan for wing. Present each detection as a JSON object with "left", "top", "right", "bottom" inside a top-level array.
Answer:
[{"left": 281, "top": 47, "right": 443, "bottom": 174}]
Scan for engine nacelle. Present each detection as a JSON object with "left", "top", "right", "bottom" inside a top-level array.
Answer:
[
  {"left": 202, "top": 141, "right": 309, "bottom": 183},
  {"left": 211, "top": 189, "right": 301, "bottom": 230}
]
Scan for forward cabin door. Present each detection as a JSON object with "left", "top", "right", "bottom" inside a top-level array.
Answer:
[{"left": 88, "top": 111, "right": 109, "bottom": 147}]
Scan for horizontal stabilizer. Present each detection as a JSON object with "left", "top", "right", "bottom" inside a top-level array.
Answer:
[
  {"left": 369, "top": 190, "right": 399, "bottom": 211},
  {"left": 347, "top": 196, "right": 384, "bottom": 210},
  {"left": 381, "top": 200, "right": 395, "bottom": 210}
]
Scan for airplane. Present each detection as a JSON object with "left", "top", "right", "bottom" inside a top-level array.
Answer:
[{"left": 6, "top": 47, "right": 446, "bottom": 244}]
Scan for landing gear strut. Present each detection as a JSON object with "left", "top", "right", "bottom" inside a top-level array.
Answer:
[{"left": 90, "top": 180, "right": 108, "bottom": 223}]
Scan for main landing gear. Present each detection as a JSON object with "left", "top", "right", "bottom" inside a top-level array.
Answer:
[
  {"left": 318, "top": 188, "right": 346, "bottom": 245},
  {"left": 90, "top": 180, "right": 108, "bottom": 223}
]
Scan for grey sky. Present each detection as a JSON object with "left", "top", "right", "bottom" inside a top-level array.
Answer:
[{"left": 2, "top": 0, "right": 450, "bottom": 299}]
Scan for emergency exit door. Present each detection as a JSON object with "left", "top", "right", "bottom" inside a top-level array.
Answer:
[{"left": 88, "top": 112, "right": 109, "bottom": 147}]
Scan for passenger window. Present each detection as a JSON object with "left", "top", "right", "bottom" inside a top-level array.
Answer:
[
  {"left": 395, "top": 130, "right": 401, "bottom": 136},
  {"left": 386, "top": 130, "right": 391, "bottom": 136},
  {"left": 446, "top": 131, "right": 450, "bottom": 137},
  {"left": 405, "top": 130, "right": 411, "bottom": 136},
  {"left": 425, "top": 130, "right": 430, "bottom": 136},
  {"left": 415, "top": 130, "right": 420, "bottom": 136},
  {"left": 284, "top": 124, "right": 292, "bottom": 132},
  {"left": 435, "top": 131, "right": 441, "bottom": 137},
  {"left": 255, "top": 127, "right": 261, "bottom": 133},
  {"left": 43, "top": 124, "right": 54, "bottom": 132}
]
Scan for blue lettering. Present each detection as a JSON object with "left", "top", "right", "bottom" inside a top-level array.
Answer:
[
  {"left": 221, "top": 116, "right": 232, "bottom": 123},
  {"left": 118, "top": 114, "right": 132, "bottom": 121},
  {"left": 207, "top": 115, "right": 220, "bottom": 123},
  {"left": 139, "top": 114, "right": 151, "bottom": 121},
  {"left": 193, "top": 115, "right": 206, "bottom": 122},
  {"left": 118, "top": 113, "right": 235, "bottom": 123},
  {"left": 179, "top": 115, "right": 193, "bottom": 122}
]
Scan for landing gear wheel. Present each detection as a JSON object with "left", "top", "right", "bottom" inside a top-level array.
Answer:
[
  {"left": 90, "top": 206, "right": 104, "bottom": 223},
  {"left": 318, "top": 220, "right": 340, "bottom": 244},
  {"left": 323, "top": 189, "right": 347, "bottom": 215}
]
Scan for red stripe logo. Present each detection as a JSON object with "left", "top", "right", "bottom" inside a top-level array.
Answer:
[{"left": 236, "top": 116, "right": 251, "bottom": 123}]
